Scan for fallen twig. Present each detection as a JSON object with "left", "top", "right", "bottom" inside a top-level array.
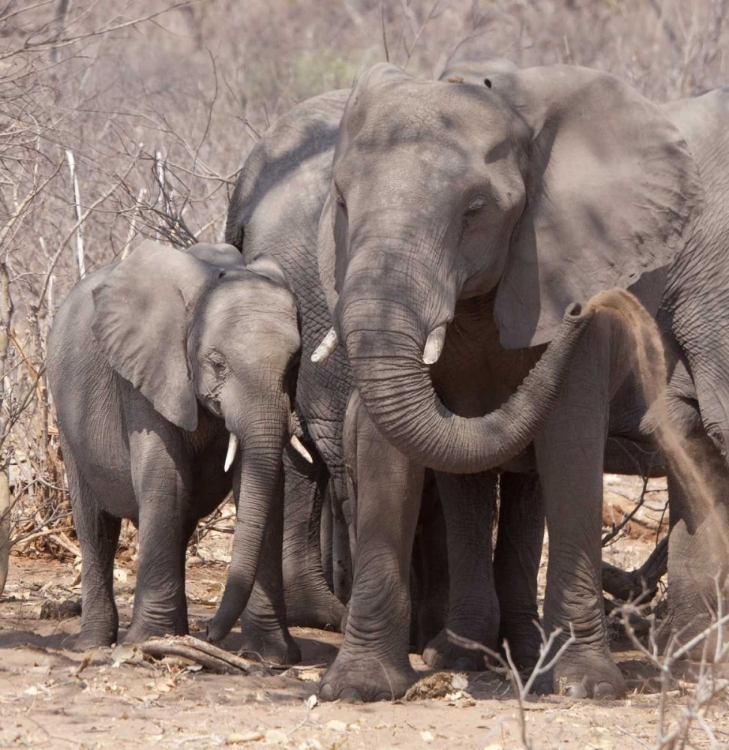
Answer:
[{"left": 138, "top": 635, "right": 271, "bottom": 676}]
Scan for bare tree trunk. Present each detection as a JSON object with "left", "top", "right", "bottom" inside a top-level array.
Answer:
[
  {"left": 0, "top": 471, "right": 10, "bottom": 596},
  {"left": 0, "top": 263, "right": 13, "bottom": 596}
]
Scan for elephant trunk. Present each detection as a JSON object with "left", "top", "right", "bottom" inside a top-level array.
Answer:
[
  {"left": 206, "top": 404, "right": 287, "bottom": 642},
  {"left": 339, "top": 261, "right": 595, "bottom": 474}
]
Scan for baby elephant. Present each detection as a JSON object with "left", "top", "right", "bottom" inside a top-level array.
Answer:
[{"left": 48, "top": 240, "right": 305, "bottom": 649}]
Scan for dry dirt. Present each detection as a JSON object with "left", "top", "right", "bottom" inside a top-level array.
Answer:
[{"left": 1, "top": 476, "right": 727, "bottom": 750}]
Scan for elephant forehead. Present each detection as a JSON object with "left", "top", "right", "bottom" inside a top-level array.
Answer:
[
  {"left": 203, "top": 280, "right": 298, "bottom": 331},
  {"left": 349, "top": 80, "right": 513, "bottom": 150}
]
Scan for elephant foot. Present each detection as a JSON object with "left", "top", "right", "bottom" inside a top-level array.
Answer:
[
  {"left": 123, "top": 612, "right": 188, "bottom": 644},
  {"left": 319, "top": 650, "right": 417, "bottom": 702},
  {"left": 500, "top": 617, "right": 542, "bottom": 671},
  {"left": 657, "top": 605, "right": 726, "bottom": 661},
  {"left": 533, "top": 650, "right": 626, "bottom": 699},
  {"left": 238, "top": 615, "right": 302, "bottom": 665},
  {"left": 285, "top": 584, "right": 346, "bottom": 631},
  {"left": 412, "top": 600, "right": 449, "bottom": 654},
  {"left": 75, "top": 605, "right": 118, "bottom": 650},
  {"left": 75, "top": 625, "right": 117, "bottom": 651},
  {"left": 422, "top": 626, "right": 492, "bottom": 671}
]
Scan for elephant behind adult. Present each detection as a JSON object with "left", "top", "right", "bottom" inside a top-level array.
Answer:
[
  {"left": 48, "top": 241, "right": 303, "bottom": 652},
  {"left": 316, "top": 62, "right": 729, "bottom": 700},
  {"left": 226, "top": 90, "right": 353, "bottom": 630}
]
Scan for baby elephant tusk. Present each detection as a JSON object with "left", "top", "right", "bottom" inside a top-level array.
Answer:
[
  {"left": 290, "top": 434, "right": 314, "bottom": 463},
  {"left": 224, "top": 433, "right": 239, "bottom": 473},
  {"left": 311, "top": 328, "right": 339, "bottom": 364},
  {"left": 423, "top": 324, "right": 447, "bottom": 365}
]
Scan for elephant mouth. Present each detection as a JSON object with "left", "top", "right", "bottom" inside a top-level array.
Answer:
[{"left": 222, "top": 413, "right": 313, "bottom": 473}]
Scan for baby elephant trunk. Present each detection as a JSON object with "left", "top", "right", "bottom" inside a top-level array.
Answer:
[{"left": 206, "top": 407, "right": 287, "bottom": 642}]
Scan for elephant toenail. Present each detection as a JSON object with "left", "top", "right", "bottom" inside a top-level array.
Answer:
[
  {"left": 339, "top": 688, "right": 364, "bottom": 703},
  {"left": 319, "top": 684, "right": 335, "bottom": 701},
  {"left": 533, "top": 678, "right": 553, "bottom": 695},
  {"left": 593, "top": 681, "right": 618, "bottom": 700},
  {"left": 565, "top": 682, "right": 588, "bottom": 699}
]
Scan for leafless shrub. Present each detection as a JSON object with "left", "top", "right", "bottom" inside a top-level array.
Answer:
[{"left": 619, "top": 586, "right": 729, "bottom": 749}]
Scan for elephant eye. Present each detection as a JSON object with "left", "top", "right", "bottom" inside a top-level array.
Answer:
[
  {"left": 210, "top": 354, "right": 227, "bottom": 375},
  {"left": 464, "top": 196, "right": 488, "bottom": 219}
]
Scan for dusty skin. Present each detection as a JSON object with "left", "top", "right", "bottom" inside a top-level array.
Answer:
[{"left": 1, "top": 477, "right": 727, "bottom": 750}]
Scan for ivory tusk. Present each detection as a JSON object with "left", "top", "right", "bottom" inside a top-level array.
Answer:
[
  {"left": 224, "top": 433, "right": 239, "bottom": 472},
  {"left": 423, "top": 324, "right": 447, "bottom": 365},
  {"left": 290, "top": 434, "right": 314, "bottom": 463},
  {"left": 311, "top": 328, "right": 339, "bottom": 364}
]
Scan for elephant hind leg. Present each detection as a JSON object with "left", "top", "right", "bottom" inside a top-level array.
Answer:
[
  {"left": 661, "top": 428, "right": 729, "bottom": 658},
  {"left": 410, "top": 473, "right": 449, "bottom": 655},
  {"left": 281, "top": 451, "right": 346, "bottom": 631},
  {"left": 422, "top": 470, "right": 498, "bottom": 671},
  {"left": 495, "top": 471, "right": 544, "bottom": 672},
  {"left": 64, "top": 448, "right": 121, "bottom": 650}
]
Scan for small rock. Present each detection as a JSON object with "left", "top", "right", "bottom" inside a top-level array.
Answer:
[
  {"left": 226, "top": 731, "right": 263, "bottom": 744},
  {"left": 325, "top": 720, "right": 348, "bottom": 732},
  {"left": 110, "top": 643, "right": 143, "bottom": 667},
  {"left": 39, "top": 598, "right": 81, "bottom": 621},
  {"left": 187, "top": 555, "right": 203, "bottom": 568},
  {"left": 264, "top": 728, "right": 288, "bottom": 744}
]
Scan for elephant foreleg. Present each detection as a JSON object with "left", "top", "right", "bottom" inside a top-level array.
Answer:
[
  {"left": 125, "top": 428, "right": 192, "bottom": 643},
  {"left": 534, "top": 311, "right": 626, "bottom": 699},
  {"left": 319, "top": 390, "right": 423, "bottom": 702}
]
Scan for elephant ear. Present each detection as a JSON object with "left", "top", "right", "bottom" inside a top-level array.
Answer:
[
  {"left": 92, "top": 240, "right": 218, "bottom": 431},
  {"left": 493, "top": 65, "right": 703, "bottom": 348},
  {"left": 319, "top": 64, "right": 412, "bottom": 316}
]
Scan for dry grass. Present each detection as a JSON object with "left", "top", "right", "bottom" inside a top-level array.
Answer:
[{"left": 4, "top": 0, "right": 727, "bottom": 565}]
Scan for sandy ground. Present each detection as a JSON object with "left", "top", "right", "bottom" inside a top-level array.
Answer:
[{"left": 1, "top": 476, "right": 728, "bottom": 750}]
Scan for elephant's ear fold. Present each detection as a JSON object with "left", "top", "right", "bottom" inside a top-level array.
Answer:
[
  {"left": 494, "top": 65, "right": 703, "bottom": 349},
  {"left": 336, "top": 63, "right": 410, "bottom": 160},
  {"left": 92, "top": 240, "right": 216, "bottom": 431},
  {"left": 182, "top": 242, "right": 244, "bottom": 269},
  {"left": 319, "top": 64, "right": 410, "bottom": 317},
  {"left": 317, "top": 192, "right": 341, "bottom": 316}
]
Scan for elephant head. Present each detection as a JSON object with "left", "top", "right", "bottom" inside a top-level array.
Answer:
[
  {"left": 91, "top": 240, "right": 303, "bottom": 639},
  {"left": 318, "top": 63, "right": 703, "bottom": 474}
]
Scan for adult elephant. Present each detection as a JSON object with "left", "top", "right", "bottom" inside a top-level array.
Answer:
[
  {"left": 317, "top": 62, "right": 729, "bottom": 701},
  {"left": 224, "top": 78, "right": 544, "bottom": 659},
  {"left": 48, "top": 241, "right": 304, "bottom": 654}
]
